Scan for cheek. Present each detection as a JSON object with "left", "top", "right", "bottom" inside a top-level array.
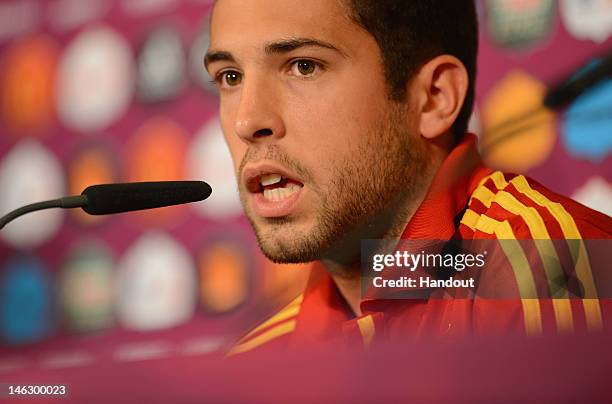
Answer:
[
  {"left": 287, "top": 76, "right": 387, "bottom": 155},
  {"left": 291, "top": 105, "right": 381, "bottom": 180}
]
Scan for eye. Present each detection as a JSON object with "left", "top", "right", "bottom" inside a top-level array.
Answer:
[
  {"left": 290, "top": 59, "right": 321, "bottom": 78},
  {"left": 216, "top": 70, "right": 243, "bottom": 88}
]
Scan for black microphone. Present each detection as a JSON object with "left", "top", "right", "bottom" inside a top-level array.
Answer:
[
  {"left": 544, "top": 51, "right": 612, "bottom": 109},
  {"left": 0, "top": 181, "right": 212, "bottom": 229},
  {"left": 81, "top": 181, "right": 212, "bottom": 215}
]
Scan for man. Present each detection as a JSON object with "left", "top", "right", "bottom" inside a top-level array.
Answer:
[{"left": 203, "top": 0, "right": 612, "bottom": 355}]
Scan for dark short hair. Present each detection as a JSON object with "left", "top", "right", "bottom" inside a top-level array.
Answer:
[{"left": 346, "top": 1, "right": 478, "bottom": 142}]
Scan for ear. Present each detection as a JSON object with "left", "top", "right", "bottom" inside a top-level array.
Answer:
[{"left": 412, "top": 55, "right": 469, "bottom": 140}]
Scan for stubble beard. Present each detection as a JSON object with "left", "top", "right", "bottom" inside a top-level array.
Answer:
[{"left": 240, "top": 105, "right": 432, "bottom": 268}]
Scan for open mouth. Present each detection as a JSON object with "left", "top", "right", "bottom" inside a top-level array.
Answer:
[
  {"left": 243, "top": 165, "right": 306, "bottom": 217},
  {"left": 258, "top": 173, "right": 303, "bottom": 202}
]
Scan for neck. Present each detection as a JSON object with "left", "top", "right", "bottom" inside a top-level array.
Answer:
[
  {"left": 321, "top": 175, "right": 428, "bottom": 316},
  {"left": 329, "top": 269, "right": 363, "bottom": 316},
  {"left": 322, "top": 140, "right": 449, "bottom": 316},
  {"left": 323, "top": 205, "right": 412, "bottom": 316}
]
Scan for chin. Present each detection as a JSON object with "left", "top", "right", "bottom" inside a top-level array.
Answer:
[
  {"left": 254, "top": 223, "right": 319, "bottom": 264},
  {"left": 258, "top": 240, "right": 305, "bottom": 264}
]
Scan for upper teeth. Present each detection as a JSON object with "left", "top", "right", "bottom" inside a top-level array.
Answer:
[{"left": 261, "top": 174, "right": 282, "bottom": 186}]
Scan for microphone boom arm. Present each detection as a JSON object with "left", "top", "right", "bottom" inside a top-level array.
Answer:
[{"left": 0, "top": 195, "right": 87, "bottom": 230}]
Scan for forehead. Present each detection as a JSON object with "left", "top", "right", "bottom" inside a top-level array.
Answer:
[{"left": 210, "top": 0, "right": 360, "bottom": 52}]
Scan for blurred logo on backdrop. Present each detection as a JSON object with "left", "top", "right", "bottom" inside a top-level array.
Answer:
[
  {"left": 59, "top": 240, "right": 114, "bottom": 333},
  {"left": 1, "top": 255, "right": 53, "bottom": 345},
  {"left": 468, "top": 109, "right": 482, "bottom": 138},
  {"left": 262, "top": 259, "right": 310, "bottom": 304},
  {"left": 561, "top": 79, "right": 612, "bottom": 162},
  {"left": 187, "top": 116, "right": 242, "bottom": 219},
  {"left": 1, "top": 35, "right": 58, "bottom": 136},
  {"left": 115, "top": 231, "right": 196, "bottom": 331},
  {"left": 67, "top": 143, "right": 119, "bottom": 225},
  {"left": 485, "top": 0, "right": 555, "bottom": 50},
  {"left": 137, "top": 25, "right": 186, "bottom": 103},
  {"left": 0, "top": 140, "right": 64, "bottom": 248},
  {"left": 126, "top": 116, "right": 188, "bottom": 225},
  {"left": 572, "top": 176, "right": 612, "bottom": 217},
  {"left": 481, "top": 70, "right": 556, "bottom": 172},
  {"left": 560, "top": 0, "right": 612, "bottom": 43},
  {"left": 189, "top": 19, "right": 218, "bottom": 95},
  {"left": 56, "top": 24, "right": 134, "bottom": 134},
  {"left": 198, "top": 236, "right": 251, "bottom": 314}
]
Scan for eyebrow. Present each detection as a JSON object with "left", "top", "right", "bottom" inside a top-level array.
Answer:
[
  {"left": 204, "top": 50, "right": 235, "bottom": 70},
  {"left": 204, "top": 37, "right": 346, "bottom": 70},
  {"left": 264, "top": 37, "right": 346, "bottom": 56}
]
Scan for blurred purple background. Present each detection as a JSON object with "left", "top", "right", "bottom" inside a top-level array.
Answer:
[{"left": 0, "top": 0, "right": 610, "bottom": 385}]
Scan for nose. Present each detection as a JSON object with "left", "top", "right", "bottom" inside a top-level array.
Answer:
[{"left": 233, "top": 76, "right": 286, "bottom": 143}]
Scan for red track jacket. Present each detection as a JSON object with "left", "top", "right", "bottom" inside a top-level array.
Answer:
[{"left": 229, "top": 134, "right": 612, "bottom": 356}]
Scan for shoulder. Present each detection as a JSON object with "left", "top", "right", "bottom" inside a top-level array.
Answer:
[
  {"left": 460, "top": 171, "right": 612, "bottom": 239},
  {"left": 458, "top": 171, "right": 610, "bottom": 335},
  {"left": 226, "top": 294, "right": 304, "bottom": 357}
]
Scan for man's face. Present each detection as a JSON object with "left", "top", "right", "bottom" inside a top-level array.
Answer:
[{"left": 207, "top": 0, "right": 429, "bottom": 263}]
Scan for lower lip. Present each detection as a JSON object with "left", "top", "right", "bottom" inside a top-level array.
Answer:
[{"left": 250, "top": 187, "right": 304, "bottom": 218}]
